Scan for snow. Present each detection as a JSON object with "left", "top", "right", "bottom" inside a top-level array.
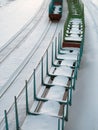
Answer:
[
  {"left": 65, "top": 34, "right": 82, "bottom": 41},
  {"left": 46, "top": 86, "right": 65, "bottom": 100},
  {"left": 0, "top": 0, "right": 44, "bottom": 47},
  {"left": 0, "top": 10, "right": 48, "bottom": 87},
  {"left": 92, "top": 0, "right": 98, "bottom": 6},
  {"left": 57, "top": 53, "right": 78, "bottom": 60},
  {"left": 0, "top": 0, "right": 45, "bottom": 123},
  {"left": 22, "top": 115, "right": 59, "bottom": 130},
  {"left": 60, "top": 48, "right": 79, "bottom": 55},
  {"left": 54, "top": 59, "right": 76, "bottom": 67},
  {"left": 37, "top": 84, "right": 66, "bottom": 101},
  {"left": 0, "top": 0, "right": 48, "bottom": 92},
  {"left": 60, "top": 47, "right": 80, "bottom": 54},
  {"left": 52, "top": 75, "right": 69, "bottom": 86},
  {"left": 0, "top": 0, "right": 98, "bottom": 130},
  {"left": 69, "top": 18, "right": 82, "bottom": 23},
  {"left": 40, "top": 100, "right": 60, "bottom": 115},
  {"left": 0, "top": 0, "right": 9, "bottom": 6},
  {"left": 53, "top": 5, "right": 62, "bottom": 14},
  {"left": 66, "top": 30, "right": 83, "bottom": 35},
  {"left": 64, "top": 0, "right": 98, "bottom": 130},
  {"left": 65, "top": 18, "right": 83, "bottom": 41},
  {"left": 60, "top": 60, "right": 75, "bottom": 66},
  {"left": 0, "top": 1, "right": 69, "bottom": 129},
  {"left": 50, "top": 66, "right": 73, "bottom": 77}
]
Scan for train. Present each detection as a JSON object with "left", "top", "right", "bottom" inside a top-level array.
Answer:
[
  {"left": 4, "top": 0, "right": 85, "bottom": 130},
  {"left": 49, "top": 0, "right": 63, "bottom": 21},
  {"left": 31, "top": 0, "right": 85, "bottom": 129},
  {"left": 62, "top": 0, "right": 85, "bottom": 63},
  {"left": 24, "top": 4, "right": 85, "bottom": 128}
]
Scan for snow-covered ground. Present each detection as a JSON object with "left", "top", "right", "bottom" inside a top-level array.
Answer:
[
  {"left": 0, "top": 0, "right": 49, "bottom": 90},
  {"left": 0, "top": 0, "right": 44, "bottom": 47},
  {"left": 0, "top": 0, "right": 98, "bottom": 130},
  {"left": 92, "top": 0, "right": 98, "bottom": 6},
  {"left": 65, "top": 0, "right": 98, "bottom": 130},
  {"left": 0, "top": 0, "right": 45, "bottom": 124},
  {"left": 0, "top": 0, "right": 68, "bottom": 129}
]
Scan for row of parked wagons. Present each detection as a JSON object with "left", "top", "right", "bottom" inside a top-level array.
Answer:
[
  {"left": 4, "top": 0, "right": 85, "bottom": 130},
  {"left": 23, "top": 0, "right": 85, "bottom": 129},
  {"left": 49, "top": 0, "right": 84, "bottom": 21}
]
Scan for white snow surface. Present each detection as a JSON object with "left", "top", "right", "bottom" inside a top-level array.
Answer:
[
  {"left": 52, "top": 75, "right": 69, "bottom": 86},
  {"left": 0, "top": 0, "right": 45, "bottom": 122},
  {"left": 65, "top": 0, "right": 98, "bottom": 130},
  {"left": 60, "top": 47, "right": 80, "bottom": 54},
  {"left": 0, "top": 0, "right": 98, "bottom": 130},
  {"left": 37, "top": 85, "right": 66, "bottom": 101},
  {"left": 0, "top": 0, "right": 68, "bottom": 128},
  {"left": 46, "top": 86, "right": 65, "bottom": 100},
  {"left": 0, "top": 13, "right": 49, "bottom": 87},
  {"left": 40, "top": 100, "right": 60, "bottom": 115},
  {"left": 0, "top": 0, "right": 44, "bottom": 47},
  {"left": 53, "top": 5, "right": 62, "bottom": 14},
  {"left": 60, "top": 60, "right": 75, "bottom": 66},
  {"left": 52, "top": 66, "right": 73, "bottom": 77},
  {"left": 92, "top": 0, "right": 98, "bottom": 6},
  {"left": 22, "top": 115, "right": 59, "bottom": 130},
  {"left": 57, "top": 53, "right": 78, "bottom": 60},
  {"left": 60, "top": 48, "right": 79, "bottom": 55},
  {"left": 65, "top": 35, "right": 82, "bottom": 42}
]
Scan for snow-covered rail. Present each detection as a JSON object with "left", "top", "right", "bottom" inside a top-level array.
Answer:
[
  {"left": 0, "top": 0, "right": 51, "bottom": 98},
  {"left": 0, "top": 0, "right": 85, "bottom": 130},
  {"left": 0, "top": 23, "right": 59, "bottom": 129},
  {"left": 1, "top": 15, "right": 85, "bottom": 128},
  {"left": 0, "top": 21, "right": 57, "bottom": 97},
  {"left": 0, "top": 0, "right": 68, "bottom": 126},
  {"left": 0, "top": 0, "right": 48, "bottom": 63}
]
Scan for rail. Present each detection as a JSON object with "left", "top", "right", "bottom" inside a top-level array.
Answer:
[{"left": 0, "top": 0, "right": 47, "bottom": 63}]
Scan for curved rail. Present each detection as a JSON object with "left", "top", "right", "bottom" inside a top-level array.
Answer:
[
  {"left": 0, "top": 20, "right": 59, "bottom": 98},
  {"left": 0, "top": 20, "right": 50, "bottom": 97},
  {"left": 0, "top": 0, "right": 48, "bottom": 63},
  {"left": 0, "top": 22, "right": 59, "bottom": 130},
  {"left": 0, "top": 0, "right": 66, "bottom": 128}
]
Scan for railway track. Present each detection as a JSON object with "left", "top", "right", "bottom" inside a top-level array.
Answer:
[
  {"left": 0, "top": 0, "right": 68, "bottom": 128},
  {"left": 0, "top": 15, "right": 61, "bottom": 98},
  {"left": 0, "top": 2, "right": 60, "bottom": 123},
  {"left": 0, "top": 21, "right": 59, "bottom": 129},
  {"left": 0, "top": 0, "right": 50, "bottom": 97},
  {"left": 0, "top": 0, "right": 48, "bottom": 63},
  {"left": 0, "top": 22, "right": 52, "bottom": 98}
]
